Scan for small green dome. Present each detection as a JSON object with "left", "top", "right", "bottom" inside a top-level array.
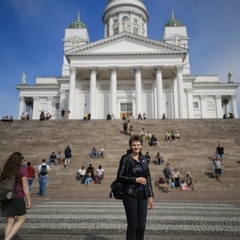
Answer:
[
  {"left": 69, "top": 11, "right": 87, "bottom": 29},
  {"left": 165, "top": 9, "right": 183, "bottom": 27}
]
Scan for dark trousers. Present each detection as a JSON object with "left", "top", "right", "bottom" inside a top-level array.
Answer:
[{"left": 123, "top": 192, "right": 148, "bottom": 240}]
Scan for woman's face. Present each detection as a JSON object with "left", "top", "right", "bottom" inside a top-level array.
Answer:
[{"left": 130, "top": 141, "right": 142, "bottom": 154}]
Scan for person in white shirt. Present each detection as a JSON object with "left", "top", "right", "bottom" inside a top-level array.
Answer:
[
  {"left": 76, "top": 166, "right": 86, "bottom": 180},
  {"left": 98, "top": 147, "right": 104, "bottom": 158},
  {"left": 96, "top": 165, "right": 104, "bottom": 183},
  {"left": 172, "top": 168, "right": 181, "bottom": 187}
]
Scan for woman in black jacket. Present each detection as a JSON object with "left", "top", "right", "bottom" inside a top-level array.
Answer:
[{"left": 116, "top": 134, "right": 154, "bottom": 240}]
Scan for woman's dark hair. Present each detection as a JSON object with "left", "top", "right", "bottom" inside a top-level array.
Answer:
[
  {"left": 129, "top": 134, "right": 143, "bottom": 146},
  {"left": 0, "top": 152, "right": 23, "bottom": 181},
  {"left": 27, "top": 162, "right": 31, "bottom": 167}
]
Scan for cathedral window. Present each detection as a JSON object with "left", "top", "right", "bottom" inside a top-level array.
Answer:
[
  {"left": 113, "top": 19, "right": 118, "bottom": 24},
  {"left": 113, "top": 27, "right": 119, "bottom": 35},
  {"left": 55, "top": 103, "right": 60, "bottom": 110},
  {"left": 134, "top": 18, "right": 138, "bottom": 24},
  {"left": 133, "top": 27, "right": 139, "bottom": 35},
  {"left": 193, "top": 102, "right": 199, "bottom": 109}
]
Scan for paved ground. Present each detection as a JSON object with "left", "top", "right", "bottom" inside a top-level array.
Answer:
[
  {"left": 0, "top": 190, "right": 240, "bottom": 240},
  {"left": 31, "top": 189, "right": 240, "bottom": 204},
  {"left": 1, "top": 119, "right": 240, "bottom": 239}
]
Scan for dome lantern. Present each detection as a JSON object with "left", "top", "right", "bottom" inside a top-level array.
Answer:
[
  {"left": 165, "top": 9, "right": 183, "bottom": 27},
  {"left": 69, "top": 11, "right": 87, "bottom": 29}
]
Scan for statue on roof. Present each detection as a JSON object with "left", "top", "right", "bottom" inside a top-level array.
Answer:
[
  {"left": 174, "top": 34, "right": 180, "bottom": 46},
  {"left": 228, "top": 71, "right": 233, "bottom": 83},
  {"left": 22, "top": 73, "right": 26, "bottom": 84}
]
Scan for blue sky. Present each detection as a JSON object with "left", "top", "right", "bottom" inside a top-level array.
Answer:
[{"left": 0, "top": 0, "right": 240, "bottom": 119}]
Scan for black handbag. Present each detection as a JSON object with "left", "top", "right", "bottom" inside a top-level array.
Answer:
[
  {"left": 109, "top": 180, "right": 124, "bottom": 199},
  {"left": 109, "top": 156, "right": 129, "bottom": 200}
]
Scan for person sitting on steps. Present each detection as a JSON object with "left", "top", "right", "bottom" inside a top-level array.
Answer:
[
  {"left": 90, "top": 146, "right": 98, "bottom": 158},
  {"left": 48, "top": 152, "right": 57, "bottom": 165},
  {"left": 149, "top": 135, "right": 157, "bottom": 146},
  {"left": 76, "top": 166, "right": 86, "bottom": 180}
]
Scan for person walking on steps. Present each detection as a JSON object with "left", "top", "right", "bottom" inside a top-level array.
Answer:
[{"left": 38, "top": 159, "right": 50, "bottom": 197}]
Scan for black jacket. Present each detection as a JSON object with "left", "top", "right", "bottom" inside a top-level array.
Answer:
[{"left": 116, "top": 151, "right": 154, "bottom": 198}]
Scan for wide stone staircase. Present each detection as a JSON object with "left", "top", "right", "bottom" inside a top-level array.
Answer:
[{"left": 0, "top": 119, "right": 240, "bottom": 198}]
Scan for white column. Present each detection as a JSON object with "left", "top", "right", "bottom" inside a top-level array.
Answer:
[
  {"left": 134, "top": 66, "right": 142, "bottom": 117},
  {"left": 186, "top": 88, "right": 194, "bottom": 118},
  {"left": 18, "top": 97, "right": 25, "bottom": 119},
  {"left": 47, "top": 97, "right": 54, "bottom": 115},
  {"left": 231, "top": 94, "right": 238, "bottom": 118},
  {"left": 215, "top": 95, "right": 223, "bottom": 118},
  {"left": 173, "top": 75, "right": 179, "bottom": 119},
  {"left": 176, "top": 65, "right": 184, "bottom": 118},
  {"left": 154, "top": 65, "right": 163, "bottom": 119},
  {"left": 200, "top": 95, "right": 207, "bottom": 118},
  {"left": 225, "top": 100, "right": 230, "bottom": 114},
  {"left": 59, "top": 89, "right": 66, "bottom": 118},
  {"left": 153, "top": 79, "right": 157, "bottom": 119},
  {"left": 32, "top": 97, "right": 39, "bottom": 120},
  {"left": 68, "top": 67, "right": 77, "bottom": 119},
  {"left": 89, "top": 66, "right": 98, "bottom": 119},
  {"left": 25, "top": 103, "right": 31, "bottom": 115},
  {"left": 109, "top": 66, "right": 118, "bottom": 117}
]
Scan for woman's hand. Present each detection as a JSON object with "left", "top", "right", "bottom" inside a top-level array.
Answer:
[
  {"left": 26, "top": 200, "right": 31, "bottom": 209},
  {"left": 136, "top": 177, "right": 147, "bottom": 185},
  {"left": 148, "top": 197, "right": 153, "bottom": 210}
]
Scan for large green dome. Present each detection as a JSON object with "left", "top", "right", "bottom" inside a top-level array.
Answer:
[
  {"left": 165, "top": 9, "right": 183, "bottom": 27},
  {"left": 69, "top": 11, "right": 87, "bottom": 29}
]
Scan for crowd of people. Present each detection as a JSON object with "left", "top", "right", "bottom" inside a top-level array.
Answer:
[
  {"left": 137, "top": 112, "right": 147, "bottom": 120},
  {"left": 106, "top": 113, "right": 115, "bottom": 120},
  {"left": 89, "top": 146, "right": 104, "bottom": 159},
  {"left": 21, "top": 112, "right": 30, "bottom": 120},
  {"left": 207, "top": 144, "right": 225, "bottom": 182},
  {"left": 83, "top": 113, "right": 91, "bottom": 120},
  {"left": 39, "top": 111, "right": 51, "bottom": 121},
  {"left": 223, "top": 113, "right": 234, "bottom": 119},
  {"left": 165, "top": 130, "right": 181, "bottom": 142},
  {"left": 162, "top": 162, "right": 195, "bottom": 193},
  {"left": 76, "top": 164, "right": 104, "bottom": 185},
  {"left": 45, "top": 145, "right": 72, "bottom": 167},
  {"left": 143, "top": 151, "right": 164, "bottom": 165},
  {"left": 0, "top": 127, "right": 230, "bottom": 240},
  {"left": 1, "top": 116, "right": 13, "bottom": 123}
]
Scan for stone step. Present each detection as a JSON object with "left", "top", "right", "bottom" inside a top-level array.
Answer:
[{"left": 1, "top": 119, "right": 240, "bottom": 193}]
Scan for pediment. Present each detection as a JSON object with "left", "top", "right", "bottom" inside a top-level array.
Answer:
[{"left": 65, "top": 32, "right": 188, "bottom": 56}]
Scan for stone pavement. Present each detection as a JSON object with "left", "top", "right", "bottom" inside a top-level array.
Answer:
[{"left": 0, "top": 197, "right": 240, "bottom": 240}]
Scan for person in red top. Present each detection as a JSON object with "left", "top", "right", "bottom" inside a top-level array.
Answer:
[
  {"left": 0, "top": 152, "right": 31, "bottom": 240},
  {"left": 26, "top": 162, "right": 36, "bottom": 192}
]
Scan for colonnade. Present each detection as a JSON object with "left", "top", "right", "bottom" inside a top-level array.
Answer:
[
  {"left": 67, "top": 65, "right": 185, "bottom": 119},
  {"left": 18, "top": 65, "right": 238, "bottom": 119}
]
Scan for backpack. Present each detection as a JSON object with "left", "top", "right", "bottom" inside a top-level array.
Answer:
[
  {"left": 0, "top": 175, "right": 17, "bottom": 201},
  {"left": 158, "top": 177, "right": 165, "bottom": 184},
  {"left": 40, "top": 165, "right": 48, "bottom": 175}
]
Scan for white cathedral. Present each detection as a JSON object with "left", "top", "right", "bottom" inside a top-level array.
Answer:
[{"left": 16, "top": 0, "right": 239, "bottom": 120}]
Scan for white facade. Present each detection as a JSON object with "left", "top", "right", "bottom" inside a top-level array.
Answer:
[{"left": 16, "top": 0, "right": 239, "bottom": 120}]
